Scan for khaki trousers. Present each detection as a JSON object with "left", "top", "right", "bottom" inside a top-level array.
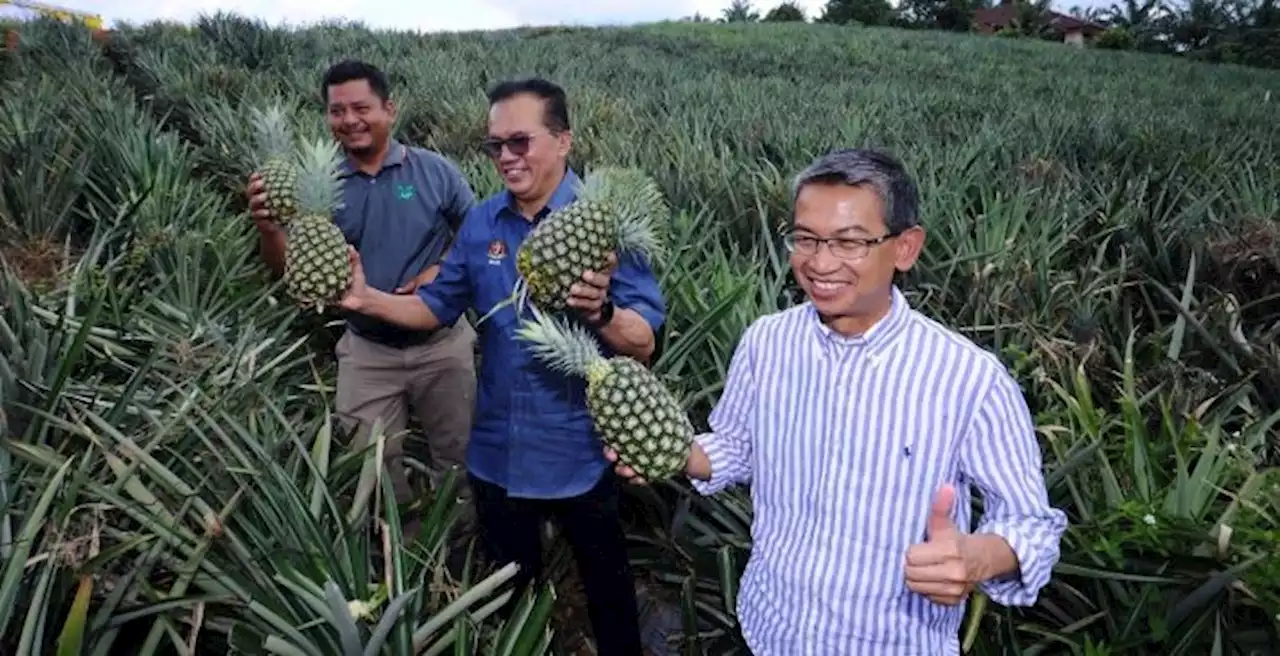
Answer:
[{"left": 334, "top": 318, "right": 477, "bottom": 507}]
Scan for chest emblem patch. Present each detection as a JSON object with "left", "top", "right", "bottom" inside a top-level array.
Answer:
[
  {"left": 396, "top": 184, "right": 415, "bottom": 200},
  {"left": 487, "top": 239, "right": 507, "bottom": 264}
]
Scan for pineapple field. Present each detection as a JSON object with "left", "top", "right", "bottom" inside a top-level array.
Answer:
[{"left": 2, "top": 10, "right": 1280, "bottom": 656}]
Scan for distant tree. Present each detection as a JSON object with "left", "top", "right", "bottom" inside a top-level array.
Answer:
[
  {"left": 1067, "top": 4, "right": 1106, "bottom": 21},
  {"left": 818, "top": 0, "right": 896, "bottom": 25},
  {"left": 897, "top": 0, "right": 988, "bottom": 30},
  {"left": 763, "top": 1, "right": 808, "bottom": 21},
  {"left": 721, "top": 0, "right": 762, "bottom": 22},
  {"left": 1102, "top": 0, "right": 1164, "bottom": 29},
  {"left": 1094, "top": 24, "right": 1138, "bottom": 47}
]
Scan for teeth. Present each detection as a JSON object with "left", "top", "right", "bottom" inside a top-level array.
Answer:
[{"left": 814, "top": 281, "right": 845, "bottom": 290}]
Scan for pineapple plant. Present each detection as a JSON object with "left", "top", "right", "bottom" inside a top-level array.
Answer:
[
  {"left": 283, "top": 137, "right": 351, "bottom": 312},
  {"left": 250, "top": 104, "right": 301, "bottom": 227},
  {"left": 478, "top": 166, "right": 669, "bottom": 323},
  {"left": 515, "top": 306, "right": 694, "bottom": 481}
]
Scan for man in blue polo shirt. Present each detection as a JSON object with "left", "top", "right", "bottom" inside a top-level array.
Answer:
[
  {"left": 246, "top": 60, "right": 478, "bottom": 533},
  {"left": 334, "top": 77, "right": 660, "bottom": 656}
]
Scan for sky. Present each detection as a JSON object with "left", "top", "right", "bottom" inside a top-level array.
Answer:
[{"left": 2, "top": 0, "right": 1102, "bottom": 33}]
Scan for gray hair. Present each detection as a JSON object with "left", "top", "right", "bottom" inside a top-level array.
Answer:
[{"left": 790, "top": 148, "right": 921, "bottom": 234}]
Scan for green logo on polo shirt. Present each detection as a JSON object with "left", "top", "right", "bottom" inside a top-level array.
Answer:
[{"left": 396, "top": 184, "right": 415, "bottom": 200}]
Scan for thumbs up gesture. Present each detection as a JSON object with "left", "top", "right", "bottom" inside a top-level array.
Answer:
[{"left": 904, "top": 484, "right": 976, "bottom": 606}]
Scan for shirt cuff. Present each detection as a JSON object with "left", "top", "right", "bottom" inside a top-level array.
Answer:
[
  {"left": 416, "top": 287, "right": 457, "bottom": 327},
  {"left": 621, "top": 300, "right": 664, "bottom": 333},
  {"left": 688, "top": 431, "right": 742, "bottom": 496},
  {"left": 975, "top": 516, "right": 1063, "bottom": 607}
]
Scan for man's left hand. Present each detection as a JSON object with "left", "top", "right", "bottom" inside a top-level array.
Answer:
[
  {"left": 394, "top": 265, "right": 440, "bottom": 294},
  {"left": 904, "top": 484, "right": 979, "bottom": 606},
  {"left": 566, "top": 251, "right": 618, "bottom": 323}
]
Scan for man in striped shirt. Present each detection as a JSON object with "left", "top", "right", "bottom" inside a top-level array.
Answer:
[{"left": 608, "top": 148, "right": 1068, "bottom": 654}]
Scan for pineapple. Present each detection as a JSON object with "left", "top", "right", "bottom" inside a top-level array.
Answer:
[
  {"left": 283, "top": 137, "right": 351, "bottom": 312},
  {"left": 478, "top": 166, "right": 669, "bottom": 324},
  {"left": 515, "top": 307, "right": 694, "bottom": 481},
  {"left": 250, "top": 105, "right": 300, "bottom": 227}
]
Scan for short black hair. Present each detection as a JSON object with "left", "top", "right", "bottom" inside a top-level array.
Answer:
[
  {"left": 486, "top": 77, "right": 570, "bottom": 133},
  {"left": 321, "top": 59, "right": 390, "bottom": 104}
]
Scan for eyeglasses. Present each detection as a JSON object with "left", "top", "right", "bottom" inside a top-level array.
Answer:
[
  {"left": 480, "top": 134, "right": 534, "bottom": 158},
  {"left": 782, "top": 231, "right": 899, "bottom": 260}
]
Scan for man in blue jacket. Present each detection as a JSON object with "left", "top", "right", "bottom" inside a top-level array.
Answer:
[{"left": 336, "top": 77, "right": 661, "bottom": 656}]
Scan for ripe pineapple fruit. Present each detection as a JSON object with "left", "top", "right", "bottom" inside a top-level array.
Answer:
[
  {"left": 515, "top": 307, "right": 694, "bottom": 481},
  {"left": 283, "top": 137, "right": 351, "bottom": 313},
  {"left": 478, "top": 166, "right": 669, "bottom": 324},
  {"left": 250, "top": 105, "right": 300, "bottom": 227}
]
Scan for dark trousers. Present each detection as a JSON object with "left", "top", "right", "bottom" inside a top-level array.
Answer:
[{"left": 470, "top": 471, "right": 643, "bottom": 656}]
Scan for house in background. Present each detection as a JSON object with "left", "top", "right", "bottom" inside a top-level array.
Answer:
[{"left": 973, "top": 2, "right": 1106, "bottom": 46}]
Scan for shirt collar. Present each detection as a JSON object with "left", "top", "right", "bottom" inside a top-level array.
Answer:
[
  {"left": 808, "top": 285, "right": 911, "bottom": 361},
  {"left": 499, "top": 167, "right": 581, "bottom": 223},
  {"left": 337, "top": 139, "right": 407, "bottom": 179}
]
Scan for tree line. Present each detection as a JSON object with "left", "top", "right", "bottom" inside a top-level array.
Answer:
[{"left": 689, "top": 0, "right": 1280, "bottom": 70}]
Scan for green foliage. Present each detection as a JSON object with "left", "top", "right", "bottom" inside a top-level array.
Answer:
[
  {"left": 1, "top": 11, "right": 1279, "bottom": 656},
  {"left": 0, "top": 16, "right": 555, "bottom": 656},
  {"left": 761, "top": 2, "right": 807, "bottom": 22},
  {"left": 818, "top": 0, "right": 897, "bottom": 25},
  {"left": 1094, "top": 25, "right": 1138, "bottom": 49}
]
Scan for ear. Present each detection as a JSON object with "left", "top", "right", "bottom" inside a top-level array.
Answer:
[
  {"left": 556, "top": 129, "right": 573, "bottom": 158},
  {"left": 893, "top": 225, "right": 926, "bottom": 273},
  {"left": 385, "top": 98, "right": 398, "bottom": 120}
]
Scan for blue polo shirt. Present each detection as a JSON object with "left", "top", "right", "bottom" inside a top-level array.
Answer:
[
  {"left": 417, "top": 170, "right": 667, "bottom": 499},
  {"left": 334, "top": 140, "right": 474, "bottom": 348}
]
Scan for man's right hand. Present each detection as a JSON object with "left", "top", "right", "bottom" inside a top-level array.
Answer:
[
  {"left": 603, "top": 447, "right": 649, "bottom": 485},
  {"left": 246, "top": 172, "right": 275, "bottom": 228},
  {"left": 607, "top": 442, "right": 712, "bottom": 485}
]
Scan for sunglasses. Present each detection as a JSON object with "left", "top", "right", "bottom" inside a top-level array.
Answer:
[{"left": 480, "top": 134, "right": 533, "bottom": 158}]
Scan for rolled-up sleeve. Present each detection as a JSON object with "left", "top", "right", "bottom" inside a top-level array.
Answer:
[
  {"left": 416, "top": 212, "right": 474, "bottom": 327},
  {"left": 609, "top": 251, "right": 665, "bottom": 333},
  {"left": 690, "top": 323, "right": 758, "bottom": 496},
  {"left": 962, "top": 368, "right": 1068, "bottom": 607}
]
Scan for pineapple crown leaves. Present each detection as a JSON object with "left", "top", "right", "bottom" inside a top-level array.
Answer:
[
  {"left": 574, "top": 166, "right": 671, "bottom": 264},
  {"left": 513, "top": 306, "right": 606, "bottom": 380},
  {"left": 249, "top": 103, "right": 296, "bottom": 165},
  {"left": 293, "top": 137, "right": 345, "bottom": 218}
]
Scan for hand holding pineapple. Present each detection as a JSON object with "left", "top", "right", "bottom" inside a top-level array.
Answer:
[
  {"left": 604, "top": 446, "right": 649, "bottom": 484},
  {"left": 337, "top": 246, "right": 368, "bottom": 311},
  {"left": 514, "top": 308, "right": 696, "bottom": 482},
  {"left": 245, "top": 173, "right": 271, "bottom": 221},
  {"left": 246, "top": 105, "right": 302, "bottom": 229},
  {"left": 565, "top": 251, "right": 618, "bottom": 323},
  {"left": 477, "top": 166, "right": 668, "bottom": 325}
]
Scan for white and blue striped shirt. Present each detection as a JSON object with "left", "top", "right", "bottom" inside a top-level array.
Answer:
[{"left": 690, "top": 286, "right": 1068, "bottom": 655}]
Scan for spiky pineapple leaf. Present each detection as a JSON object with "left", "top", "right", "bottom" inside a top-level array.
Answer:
[
  {"left": 575, "top": 166, "right": 670, "bottom": 263},
  {"left": 293, "top": 137, "right": 344, "bottom": 219},
  {"left": 512, "top": 307, "right": 605, "bottom": 379}
]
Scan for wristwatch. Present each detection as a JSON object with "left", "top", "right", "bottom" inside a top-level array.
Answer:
[{"left": 592, "top": 299, "right": 615, "bottom": 327}]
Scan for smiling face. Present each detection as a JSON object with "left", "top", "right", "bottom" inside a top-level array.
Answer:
[
  {"left": 790, "top": 181, "right": 925, "bottom": 334},
  {"left": 486, "top": 92, "right": 571, "bottom": 203},
  {"left": 324, "top": 79, "right": 395, "bottom": 157}
]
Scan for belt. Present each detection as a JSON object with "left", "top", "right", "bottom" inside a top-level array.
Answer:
[{"left": 348, "top": 323, "right": 444, "bottom": 350}]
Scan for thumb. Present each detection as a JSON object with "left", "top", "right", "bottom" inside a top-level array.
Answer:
[
  {"left": 347, "top": 247, "right": 364, "bottom": 278},
  {"left": 925, "top": 483, "right": 957, "bottom": 540}
]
